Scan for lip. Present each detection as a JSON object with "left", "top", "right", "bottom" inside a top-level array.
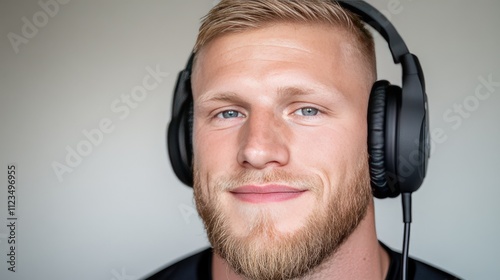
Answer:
[{"left": 230, "top": 185, "right": 307, "bottom": 203}]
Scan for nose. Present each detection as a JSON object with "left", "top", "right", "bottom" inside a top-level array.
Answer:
[{"left": 237, "top": 111, "right": 290, "bottom": 169}]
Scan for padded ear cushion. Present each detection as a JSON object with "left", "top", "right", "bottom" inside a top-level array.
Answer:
[
  {"left": 167, "top": 102, "right": 193, "bottom": 186},
  {"left": 167, "top": 70, "right": 194, "bottom": 187},
  {"left": 368, "top": 80, "right": 401, "bottom": 198}
]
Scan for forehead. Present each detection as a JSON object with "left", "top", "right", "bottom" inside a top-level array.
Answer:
[
  {"left": 194, "top": 22, "right": 352, "bottom": 70},
  {"left": 191, "top": 22, "right": 370, "bottom": 100}
]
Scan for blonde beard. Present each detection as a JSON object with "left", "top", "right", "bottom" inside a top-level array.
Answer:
[{"left": 193, "top": 157, "right": 372, "bottom": 280}]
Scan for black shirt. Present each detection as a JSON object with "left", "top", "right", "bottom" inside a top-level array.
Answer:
[{"left": 145, "top": 243, "right": 460, "bottom": 280}]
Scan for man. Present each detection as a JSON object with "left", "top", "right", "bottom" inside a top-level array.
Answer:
[{"left": 148, "top": 0, "right": 459, "bottom": 279}]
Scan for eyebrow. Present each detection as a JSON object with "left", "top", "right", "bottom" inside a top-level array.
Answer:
[
  {"left": 197, "top": 91, "right": 244, "bottom": 105},
  {"left": 277, "top": 85, "right": 344, "bottom": 104},
  {"left": 277, "top": 86, "right": 316, "bottom": 98}
]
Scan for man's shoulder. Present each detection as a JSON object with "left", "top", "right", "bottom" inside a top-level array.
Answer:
[
  {"left": 143, "top": 247, "right": 212, "bottom": 280},
  {"left": 382, "top": 242, "right": 461, "bottom": 280},
  {"left": 410, "top": 259, "right": 460, "bottom": 280}
]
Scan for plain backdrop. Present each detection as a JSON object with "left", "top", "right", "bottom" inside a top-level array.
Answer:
[{"left": 0, "top": 1, "right": 499, "bottom": 279}]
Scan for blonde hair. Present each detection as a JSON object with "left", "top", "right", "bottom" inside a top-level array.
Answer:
[{"left": 193, "top": 0, "right": 376, "bottom": 79}]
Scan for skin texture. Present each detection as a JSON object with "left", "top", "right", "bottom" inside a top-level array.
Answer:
[{"left": 191, "top": 22, "right": 389, "bottom": 279}]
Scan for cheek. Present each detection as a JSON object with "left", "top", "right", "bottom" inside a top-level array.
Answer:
[
  {"left": 294, "top": 122, "right": 366, "bottom": 163},
  {"left": 193, "top": 127, "right": 238, "bottom": 178},
  {"left": 291, "top": 122, "right": 367, "bottom": 195}
]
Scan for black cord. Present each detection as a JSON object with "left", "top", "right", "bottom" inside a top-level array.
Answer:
[
  {"left": 402, "top": 221, "right": 411, "bottom": 280},
  {"left": 401, "top": 192, "right": 412, "bottom": 280}
]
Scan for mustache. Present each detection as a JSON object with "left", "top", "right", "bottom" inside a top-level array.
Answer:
[{"left": 212, "top": 169, "right": 321, "bottom": 192}]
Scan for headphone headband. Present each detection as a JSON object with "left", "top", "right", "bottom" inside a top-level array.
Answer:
[{"left": 337, "top": 0, "right": 409, "bottom": 63}]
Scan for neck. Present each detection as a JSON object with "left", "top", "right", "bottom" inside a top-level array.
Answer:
[{"left": 212, "top": 200, "right": 389, "bottom": 280}]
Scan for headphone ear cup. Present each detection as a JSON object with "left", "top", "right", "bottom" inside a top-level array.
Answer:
[
  {"left": 368, "top": 80, "right": 401, "bottom": 198},
  {"left": 167, "top": 70, "right": 194, "bottom": 187}
]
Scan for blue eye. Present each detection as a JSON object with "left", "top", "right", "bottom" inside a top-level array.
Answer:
[
  {"left": 217, "top": 110, "right": 243, "bottom": 119},
  {"left": 295, "top": 107, "right": 319, "bottom": 116}
]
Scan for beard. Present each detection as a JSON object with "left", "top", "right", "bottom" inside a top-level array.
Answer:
[{"left": 193, "top": 156, "right": 372, "bottom": 280}]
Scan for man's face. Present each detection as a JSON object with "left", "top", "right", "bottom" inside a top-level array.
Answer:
[{"left": 191, "top": 22, "right": 373, "bottom": 279}]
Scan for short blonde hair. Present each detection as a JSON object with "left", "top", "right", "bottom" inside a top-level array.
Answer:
[{"left": 194, "top": 0, "right": 376, "bottom": 79}]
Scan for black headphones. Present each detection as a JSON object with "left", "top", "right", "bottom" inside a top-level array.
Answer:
[{"left": 167, "top": 0, "right": 430, "bottom": 199}]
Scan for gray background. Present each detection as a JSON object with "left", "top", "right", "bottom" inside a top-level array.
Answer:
[{"left": 0, "top": 1, "right": 499, "bottom": 279}]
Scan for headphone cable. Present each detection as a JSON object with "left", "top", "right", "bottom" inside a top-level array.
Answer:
[{"left": 401, "top": 192, "right": 412, "bottom": 280}]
